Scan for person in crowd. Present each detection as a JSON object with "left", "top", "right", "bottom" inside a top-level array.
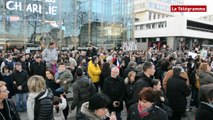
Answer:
[
  {"left": 119, "top": 58, "right": 127, "bottom": 78},
  {"left": 12, "top": 62, "right": 29, "bottom": 112},
  {"left": 132, "top": 62, "right": 156, "bottom": 104},
  {"left": 195, "top": 88, "right": 213, "bottom": 120},
  {"left": 47, "top": 59, "right": 58, "bottom": 75},
  {"left": 198, "top": 83, "right": 213, "bottom": 103},
  {"left": 76, "top": 93, "right": 116, "bottom": 120},
  {"left": 53, "top": 95, "right": 67, "bottom": 120},
  {"left": 55, "top": 62, "right": 73, "bottom": 120},
  {"left": 103, "top": 67, "right": 125, "bottom": 120},
  {"left": 77, "top": 51, "right": 87, "bottom": 66},
  {"left": 86, "top": 44, "right": 97, "bottom": 61},
  {"left": 128, "top": 87, "right": 168, "bottom": 120},
  {"left": 0, "top": 51, "right": 4, "bottom": 67},
  {"left": 151, "top": 79, "right": 172, "bottom": 118},
  {"left": 166, "top": 66, "right": 190, "bottom": 120},
  {"left": 55, "top": 62, "right": 73, "bottom": 93},
  {"left": 27, "top": 75, "right": 53, "bottom": 120},
  {"left": 43, "top": 42, "right": 58, "bottom": 66},
  {"left": 87, "top": 56, "right": 101, "bottom": 91},
  {"left": 123, "top": 61, "right": 137, "bottom": 79},
  {"left": 71, "top": 67, "right": 96, "bottom": 113},
  {"left": 0, "top": 66, "right": 14, "bottom": 98},
  {"left": 155, "top": 60, "right": 171, "bottom": 83},
  {"left": 1, "top": 53, "right": 15, "bottom": 71},
  {"left": 163, "top": 61, "right": 189, "bottom": 92},
  {"left": 198, "top": 62, "right": 213, "bottom": 86},
  {"left": 106, "top": 56, "right": 116, "bottom": 68},
  {"left": 24, "top": 53, "right": 32, "bottom": 75},
  {"left": 69, "top": 53, "right": 77, "bottom": 69},
  {"left": 45, "top": 68, "right": 60, "bottom": 95},
  {"left": 99, "top": 62, "right": 111, "bottom": 90},
  {"left": 30, "top": 54, "right": 46, "bottom": 78},
  {"left": 17, "top": 54, "right": 28, "bottom": 71},
  {"left": 0, "top": 81, "right": 20, "bottom": 120},
  {"left": 124, "top": 71, "right": 137, "bottom": 110}
]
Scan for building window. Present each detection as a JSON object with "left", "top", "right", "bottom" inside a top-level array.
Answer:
[
  {"left": 152, "top": 23, "right": 155, "bottom": 29},
  {"left": 158, "top": 14, "right": 160, "bottom": 19},
  {"left": 137, "top": 39, "right": 141, "bottom": 42},
  {"left": 140, "top": 25, "right": 144, "bottom": 30},
  {"left": 146, "top": 24, "right": 151, "bottom": 29},
  {"left": 153, "top": 13, "right": 156, "bottom": 19},
  {"left": 142, "top": 39, "right": 146, "bottom": 42},
  {"left": 149, "top": 12, "right": 152, "bottom": 20}
]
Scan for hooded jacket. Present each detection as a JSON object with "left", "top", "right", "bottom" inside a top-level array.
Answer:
[
  {"left": 71, "top": 76, "right": 96, "bottom": 112},
  {"left": 76, "top": 102, "right": 102, "bottom": 120},
  {"left": 56, "top": 69, "right": 73, "bottom": 92},
  {"left": 53, "top": 96, "right": 67, "bottom": 120},
  {"left": 87, "top": 61, "right": 101, "bottom": 83},
  {"left": 163, "top": 69, "right": 189, "bottom": 91}
]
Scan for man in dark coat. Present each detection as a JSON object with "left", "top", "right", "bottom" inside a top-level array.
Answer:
[
  {"left": 166, "top": 66, "right": 190, "bottom": 120},
  {"left": 30, "top": 55, "right": 46, "bottom": 78},
  {"left": 12, "top": 62, "right": 29, "bottom": 112},
  {"left": 195, "top": 88, "right": 213, "bottom": 120},
  {"left": 132, "top": 62, "right": 156, "bottom": 104},
  {"left": 103, "top": 67, "right": 125, "bottom": 120},
  {"left": 71, "top": 67, "right": 96, "bottom": 113}
]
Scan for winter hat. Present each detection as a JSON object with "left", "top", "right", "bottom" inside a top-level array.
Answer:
[{"left": 88, "top": 93, "right": 109, "bottom": 111}]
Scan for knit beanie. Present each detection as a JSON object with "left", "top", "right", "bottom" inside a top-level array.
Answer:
[{"left": 88, "top": 93, "right": 109, "bottom": 111}]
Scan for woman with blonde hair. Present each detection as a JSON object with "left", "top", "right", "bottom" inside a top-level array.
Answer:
[
  {"left": 0, "top": 81, "right": 20, "bottom": 120},
  {"left": 198, "top": 63, "right": 213, "bottom": 86},
  {"left": 124, "top": 71, "right": 136, "bottom": 110},
  {"left": 27, "top": 75, "right": 53, "bottom": 120}
]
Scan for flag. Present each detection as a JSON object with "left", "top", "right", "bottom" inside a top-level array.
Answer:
[{"left": 116, "top": 59, "right": 120, "bottom": 69}]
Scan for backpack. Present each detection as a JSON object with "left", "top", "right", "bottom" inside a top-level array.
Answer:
[
  {"left": 4, "top": 60, "right": 14, "bottom": 70},
  {"left": 34, "top": 89, "right": 54, "bottom": 120}
]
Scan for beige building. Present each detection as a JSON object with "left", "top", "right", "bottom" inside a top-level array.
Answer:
[{"left": 134, "top": 0, "right": 184, "bottom": 22}]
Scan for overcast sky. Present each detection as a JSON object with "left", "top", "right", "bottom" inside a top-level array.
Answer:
[{"left": 184, "top": 0, "right": 213, "bottom": 18}]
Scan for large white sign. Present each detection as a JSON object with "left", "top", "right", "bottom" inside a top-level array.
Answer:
[
  {"left": 6, "top": 0, "right": 57, "bottom": 15},
  {"left": 122, "top": 41, "right": 138, "bottom": 51}
]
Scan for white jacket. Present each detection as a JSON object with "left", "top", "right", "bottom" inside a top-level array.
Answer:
[{"left": 53, "top": 96, "right": 67, "bottom": 120}]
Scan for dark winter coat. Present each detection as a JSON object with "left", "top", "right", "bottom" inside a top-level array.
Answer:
[
  {"left": 0, "top": 72, "right": 14, "bottom": 97},
  {"left": 34, "top": 89, "right": 54, "bottom": 120},
  {"left": 45, "top": 79, "right": 60, "bottom": 95},
  {"left": 132, "top": 73, "right": 153, "bottom": 104},
  {"left": 71, "top": 76, "right": 96, "bottom": 112},
  {"left": 124, "top": 78, "right": 136, "bottom": 109},
  {"left": 0, "top": 99, "right": 21, "bottom": 120},
  {"left": 195, "top": 102, "right": 213, "bottom": 120},
  {"left": 12, "top": 70, "right": 29, "bottom": 93},
  {"left": 103, "top": 76, "right": 125, "bottom": 112},
  {"left": 166, "top": 75, "right": 190, "bottom": 112},
  {"left": 198, "top": 71, "right": 213, "bottom": 86},
  {"left": 76, "top": 102, "right": 103, "bottom": 120},
  {"left": 30, "top": 61, "right": 46, "bottom": 77},
  {"left": 128, "top": 103, "right": 168, "bottom": 120}
]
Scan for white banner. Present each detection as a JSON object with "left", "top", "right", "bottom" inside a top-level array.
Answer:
[{"left": 122, "top": 41, "right": 138, "bottom": 51}]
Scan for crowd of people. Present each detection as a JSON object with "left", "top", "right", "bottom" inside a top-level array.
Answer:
[{"left": 0, "top": 42, "right": 213, "bottom": 120}]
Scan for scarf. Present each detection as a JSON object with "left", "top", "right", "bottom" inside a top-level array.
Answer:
[{"left": 137, "top": 103, "right": 151, "bottom": 118}]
